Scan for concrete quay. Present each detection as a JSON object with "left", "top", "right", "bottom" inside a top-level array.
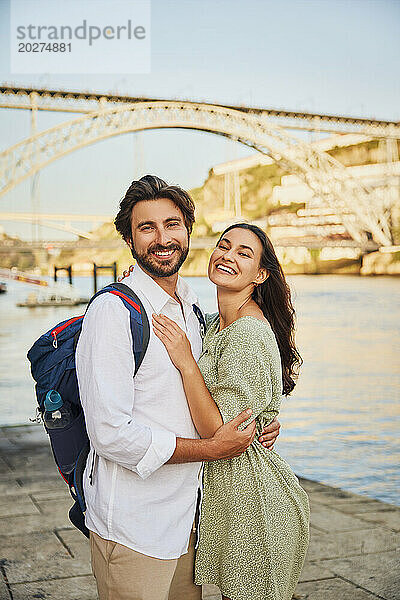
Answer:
[{"left": 0, "top": 424, "right": 399, "bottom": 600}]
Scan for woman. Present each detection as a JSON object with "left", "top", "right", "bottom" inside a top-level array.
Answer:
[{"left": 152, "top": 223, "right": 310, "bottom": 600}]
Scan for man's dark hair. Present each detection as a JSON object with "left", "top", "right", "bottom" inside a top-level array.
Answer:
[{"left": 114, "top": 175, "right": 195, "bottom": 244}]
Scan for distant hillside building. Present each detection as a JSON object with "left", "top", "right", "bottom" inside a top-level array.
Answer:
[{"left": 208, "top": 135, "right": 399, "bottom": 251}]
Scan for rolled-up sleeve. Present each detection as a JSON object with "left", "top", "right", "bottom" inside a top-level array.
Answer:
[
  {"left": 76, "top": 295, "right": 176, "bottom": 479},
  {"left": 135, "top": 427, "right": 177, "bottom": 479}
]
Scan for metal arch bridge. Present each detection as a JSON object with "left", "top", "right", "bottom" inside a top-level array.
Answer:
[
  {"left": 0, "top": 87, "right": 398, "bottom": 248},
  {"left": 1, "top": 85, "right": 400, "bottom": 137}
]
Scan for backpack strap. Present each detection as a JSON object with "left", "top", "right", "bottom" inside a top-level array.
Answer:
[
  {"left": 84, "top": 282, "right": 150, "bottom": 376},
  {"left": 108, "top": 282, "right": 150, "bottom": 376},
  {"left": 192, "top": 303, "right": 206, "bottom": 338}
]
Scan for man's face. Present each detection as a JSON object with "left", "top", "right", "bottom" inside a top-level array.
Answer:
[{"left": 129, "top": 198, "right": 189, "bottom": 278}]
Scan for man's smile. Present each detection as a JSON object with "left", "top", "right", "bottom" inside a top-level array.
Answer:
[{"left": 151, "top": 248, "right": 177, "bottom": 260}]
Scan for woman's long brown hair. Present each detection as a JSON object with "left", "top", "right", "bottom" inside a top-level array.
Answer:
[{"left": 219, "top": 223, "right": 302, "bottom": 395}]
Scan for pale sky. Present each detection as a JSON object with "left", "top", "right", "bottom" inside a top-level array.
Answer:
[{"left": 0, "top": 0, "right": 399, "bottom": 239}]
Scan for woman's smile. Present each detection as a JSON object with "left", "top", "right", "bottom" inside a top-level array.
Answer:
[{"left": 214, "top": 263, "right": 237, "bottom": 275}]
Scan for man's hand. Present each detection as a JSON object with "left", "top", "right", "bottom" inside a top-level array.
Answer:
[
  {"left": 258, "top": 417, "right": 281, "bottom": 450},
  {"left": 206, "top": 409, "right": 256, "bottom": 460},
  {"left": 167, "top": 410, "right": 258, "bottom": 465}
]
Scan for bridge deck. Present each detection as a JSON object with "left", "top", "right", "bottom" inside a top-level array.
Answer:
[{"left": 1, "top": 85, "right": 399, "bottom": 136}]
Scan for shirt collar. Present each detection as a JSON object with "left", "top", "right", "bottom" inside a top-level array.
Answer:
[
  {"left": 176, "top": 272, "right": 199, "bottom": 307},
  {"left": 129, "top": 264, "right": 199, "bottom": 314}
]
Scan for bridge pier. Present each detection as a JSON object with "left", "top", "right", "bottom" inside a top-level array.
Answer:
[
  {"left": 93, "top": 262, "right": 117, "bottom": 293},
  {"left": 54, "top": 265, "right": 73, "bottom": 285}
]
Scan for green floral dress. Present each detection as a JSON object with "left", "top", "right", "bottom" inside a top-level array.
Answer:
[{"left": 194, "top": 315, "right": 310, "bottom": 600}]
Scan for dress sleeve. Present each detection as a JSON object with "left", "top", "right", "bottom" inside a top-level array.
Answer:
[{"left": 209, "top": 321, "right": 278, "bottom": 426}]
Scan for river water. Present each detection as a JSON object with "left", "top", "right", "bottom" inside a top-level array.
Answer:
[{"left": 0, "top": 274, "right": 399, "bottom": 505}]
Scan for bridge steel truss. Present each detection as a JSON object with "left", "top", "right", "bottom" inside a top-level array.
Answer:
[
  {"left": 0, "top": 99, "right": 395, "bottom": 247},
  {"left": 1, "top": 85, "right": 400, "bottom": 138}
]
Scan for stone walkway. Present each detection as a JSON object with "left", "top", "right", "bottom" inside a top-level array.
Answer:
[{"left": 0, "top": 424, "right": 399, "bottom": 600}]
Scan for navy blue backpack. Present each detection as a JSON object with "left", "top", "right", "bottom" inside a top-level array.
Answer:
[{"left": 27, "top": 282, "right": 150, "bottom": 537}]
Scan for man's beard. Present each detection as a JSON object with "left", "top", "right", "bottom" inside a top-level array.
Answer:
[{"left": 131, "top": 242, "right": 189, "bottom": 278}]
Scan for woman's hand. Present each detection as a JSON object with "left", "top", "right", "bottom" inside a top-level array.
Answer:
[
  {"left": 258, "top": 417, "right": 281, "bottom": 449},
  {"left": 152, "top": 314, "right": 196, "bottom": 374},
  {"left": 153, "top": 313, "right": 223, "bottom": 437}
]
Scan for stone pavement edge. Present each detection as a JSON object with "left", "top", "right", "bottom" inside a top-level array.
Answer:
[{"left": 0, "top": 425, "right": 399, "bottom": 600}]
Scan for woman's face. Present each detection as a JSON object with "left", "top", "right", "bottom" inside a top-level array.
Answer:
[{"left": 208, "top": 227, "right": 267, "bottom": 291}]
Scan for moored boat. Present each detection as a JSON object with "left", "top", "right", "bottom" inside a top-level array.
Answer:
[{"left": 16, "top": 283, "right": 88, "bottom": 307}]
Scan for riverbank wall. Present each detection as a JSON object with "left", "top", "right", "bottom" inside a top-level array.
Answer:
[
  {"left": 0, "top": 424, "right": 399, "bottom": 600},
  {"left": 360, "top": 249, "right": 400, "bottom": 276}
]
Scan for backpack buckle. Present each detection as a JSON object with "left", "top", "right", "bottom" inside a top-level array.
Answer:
[{"left": 29, "top": 406, "right": 42, "bottom": 423}]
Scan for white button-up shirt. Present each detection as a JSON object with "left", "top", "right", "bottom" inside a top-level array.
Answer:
[{"left": 76, "top": 265, "right": 203, "bottom": 559}]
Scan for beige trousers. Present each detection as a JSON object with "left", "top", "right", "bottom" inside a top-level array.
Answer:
[{"left": 90, "top": 530, "right": 202, "bottom": 600}]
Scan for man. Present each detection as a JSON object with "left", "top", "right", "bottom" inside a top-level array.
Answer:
[{"left": 76, "top": 175, "right": 280, "bottom": 600}]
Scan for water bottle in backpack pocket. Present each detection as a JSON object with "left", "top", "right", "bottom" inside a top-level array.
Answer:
[{"left": 43, "top": 389, "right": 87, "bottom": 475}]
